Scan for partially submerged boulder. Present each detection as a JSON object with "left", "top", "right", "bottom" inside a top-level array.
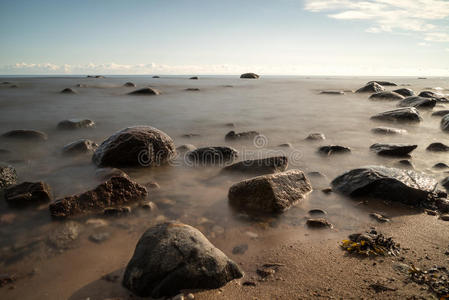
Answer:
[
  {"left": 128, "top": 87, "right": 160, "bottom": 95},
  {"left": 240, "top": 73, "right": 259, "bottom": 79},
  {"left": 320, "top": 90, "right": 344, "bottom": 95},
  {"left": 228, "top": 169, "right": 312, "bottom": 213},
  {"left": 2, "top": 129, "right": 48, "bottom": 141},
  {"left": 356, "top": 82, "right": 385, "bottom": 93},
  {"left": 124, "top": 82, "right": 136, "bottom": 87},
  {"left": 427, "top": 142, "right": 449, "bottom": 152},
  {"left": 305, "top": 133, "right": 325, "bottom": 141},
  {"left": 432, "top": 110, "right": 449, "bottom": 117},
  {"left": 367, "top": 81, "right": 397, "bottom": 86},
  {"left": 371, "top": 127, "right": 406, "bottom": 135},
  {"left": 189, "top": 76, "right": 198, "bottom": 80},
  {"left": 393, "top": 88, "right": 414, "bottom": 97},
  {"left": 222, "top": 156, "right": 288, "bottom": 175},
  {"left": 187, "top": 146, "right": 237, "bottom": 165},
  {"left": 397, "top": 96, "right": 436, "bottom": 109},
  {"left": 5, "top": 182, "right": 52, "bottom": 208},
  {"left": 370, "top": 107, "right": 422, "bottom": 123},
  {"left": 60, "top": 88, "right": 77, "bottom": 94},
  {"left": 122, "top": 222, "right": 243, "bottom": 298},
  {"left": 49, "top": 176, "right": 147, "bottom": 218},
  {"left": 0, "top": 164, "right": 17, "bottom": 189},
  {"left": 225, "top": 130, "right": 259, "bottom": 141},
  {"left": 92, "top": 126, "right": 176, "bottom": 167},
  {"left": 370, "top": 143, "right": 417, "bottom": 156},
  {"left": 440, "top": 115, "right": 449, "bottom": 132},
  {"left": 57, "top": 119, "right": 95, "bottom": 130},
  {"left": 418, "top": 91, "right": 443, "bottom": 98},
  {"left": 318, "top": 145, "right": 351, "bottom": 156},
  {"left": 369, "top": 91, "right": 404, "bottom": 100},
  {"left": 62, "top": 139, "right": 98, "bottom": 155}
]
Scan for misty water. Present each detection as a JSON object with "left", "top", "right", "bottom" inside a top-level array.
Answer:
[{"left": 0, "top": 75, "right": 448, "bottom": 296}]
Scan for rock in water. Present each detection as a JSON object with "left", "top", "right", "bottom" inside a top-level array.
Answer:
[
  {"left": 122, "top": 222, "right": 243, "bottom": 298},
  {"left": 49, "top": 176, "right": 147, "bottom": 218},
  {"left": 57, "top": 119, "right": 95, "bottom": 129},
  {"left": 418, "top": 91, "right": 443, "bottom": 98},
  {"left": 367, "top": 81, "right": 397, "bottom": 86},
  {"left": 331, "top": 166, "right": 438, "bottom": 206},
  {"left": 371, "top": 127, "right": 406, "bottom": 135},
  {"left": 222, "top": 156, "right": 288, "bottom": 175},
  {"left": 318, "top": 145, "right": 351, "bottom": 155},
  {"left": 0, "top": 164, "right": 17, "bottom": 189},
  {"left": 370, "top": 143, "right": 417, "bottom": 156},
  {"left": 128, "top": 87, "right": 160, "bottom": 95},
  {"left": 124, "top": 82, "right": 136, "bottom": 87},
  {"left": 189, "top": 76, "right": 198, "bottom": 80},
  {"left": 432, "top": 110, "right": 449, "bottom": 117},
  {"left": 176, "top": 144, "right": 197, "bottom": 153},
  {"left": 240, "top": 73, "right": 259, "bottom": 79},
  {"left": 60, "top": 88, "right": 77, "bottom": 94},
  {"left": 320, "top": 90, "right": 344, "bottom": 95},
  {"left": 2, "top": 129, "right": 48, "bottom": 141},
  {"left": 305, "top": 133, "right": 326, "bottom": 140},
  {"left": 92, "top": 126, "right": 176, "bottom": 167},
  {"left": 369, "top": 91, "right": 404, "bottom": 100},
  {"left": 397, "top": 96, "right": 436, "bottom": 109},
  {"left": 356, "top": 82, "right": 385, "bottom": 93},
  {"left": 228, "top": 169, "right": 312, "bottom": 213},
  {"left": 370, "top": 107, "right": 422, "bottom": 123},
  {"left": 187, "top": 146, "right": 237, "bottom": 165},
  {"left": 441, "top": 115, "right": 449, "bottom": 132},
  {"left": 225, "top": 130, "right": 259, "bottom": 141},
  {"left": 427, "top": 142, "right": 449, "bottom": 152},
  {"left": 393, "top": 88, "right": 414, "bottom": 97},
  {"left": 5, "top": 182, "right": 52, "bottom": 207},
  {"left": 95, "top": 168, "right": 129, "bottom": 181},
  {"left": 62, "top": 139, "right": 98, "bottom": 155},
  {"left": 152, "top": 75, "right": 160, "bottom": 78}
]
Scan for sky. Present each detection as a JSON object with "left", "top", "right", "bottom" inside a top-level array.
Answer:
[{"left": 1, "top": 0, "right": 449, "bottom": 76}]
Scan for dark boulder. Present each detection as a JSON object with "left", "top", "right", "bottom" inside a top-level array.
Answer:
[
  {"left": 398, "top": 159, "right": 414, "bottom": 169},
  {"left": 60, "top": 88, "right": 77, "bottom": 94},
  {"left": 152, "top": 75, "right": 160, "bottom": 78},
  {"left": 57, "top": 119, "right": 95, "bottom": 130},
  {"left": 367, "top": 81, "right": 397, "bottom": 86},
  {"left": 228, "top": 169, "right": 312, "bottom": 213},
  {"left": 418, "top": 91, "right": 443, "bottom": 98},
  {"left": 49, "top": 176, "right": 147, "bottom": 218},
  {"left": 331, "top": 166, "right": 438, "bottom": 206},
  {"left": 433, "top": 163, "right": 448, "bottom": 169},
  {"left": 189, "top": 76, "right": 198, "bottom": 80},
  {"left": 427, "top": 142, "right": 449, "bottom": 152},
  {"left": 370, "top": 143, "right": 417, "bottom": 156},
  {"left": 2, "top": 129, "right": 48, "bottom": 141},
  {"left": 0, "top": 164, "right": 17, "bottom": 189},
  {"left": 371, "top": 127, "right": 406, "bottom": 135},
  {"left": 370, "top": 107, "right": 422, "bottom": 123},
  {"left": 187, "top": 146, "right": 237, "bottom": 165},
  {"left": 225, "top": 130, "right": 259, "bottom": 141},
  {"left": 441, "top": 115, "right": 449, "bottom": 132},
  {"left": 356, "top": 82, "right": 385, "bottom": 93},
  {"left": 432, "top": 110, "right": 449, "bottom": 117},
  {"left": 92, "top": 126, "right": 176, "bottom": 167},
  {"left": 124, "top": 82, "right": 136, "bottom": 87},
  {"left": 62, "top": 139, "right": 98, "bottom": 155},
  {"left": 318, "top": 145, "right": 351, "bottom": 155},
  {"left": 305, "top": 133, "right": 325, "bottom": 141},
  {"left": 5, "top": 182, "right": 52, "bottom": 208},
  {"left": 222, "top": 156, "right": 288, "bottom": 175},
  {"left": 397, "top": 96, "right": 436, "bottom": 109},
  {"left": 240, "top": 73, "right": 259, "bottom": 79},
  {"left": 436, "top": 198, "right": 449, "bottom": 213},
  {"left": 369, "top": 91, "right": 404, "bottom": 100},
  {"left": 128, "top": 87, "right": 160, "bottom": 95},
  {"left": 87, "top": 75, "right": 104, "bottom": 78},
  {"left": 122, "top": 222, "right": 243, "bottom": 298},
  {"left": 393, "top": 88, "right": 414, "bottom": 97}
]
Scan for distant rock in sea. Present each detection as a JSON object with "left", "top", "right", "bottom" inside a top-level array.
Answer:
[{"left": 240, "top": 73, "right": 259, "bottom": 79}]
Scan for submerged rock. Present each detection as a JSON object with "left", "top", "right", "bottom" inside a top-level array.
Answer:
[
  {"left": 305, "top": 133, "right": 326, "bottom": 141},
  {"left": 433, "top": 163, "right": 448, "bottom": 169},
  {"left": 225, "top": 130, "right": 259, "bottom": 141},
  {"left": 418, "top": 91, "right": 443, "bottom": 98},
  {"left": 185, "top": 88, "right": 200, "bottom": 91},
  {"left": 367, "top": 81, "right": 397, "bottom": 86},
  {"left": 5, "top": 182, "right": 52, "bottom": 207},
  {"left": 92, "top": 126, "right": 176, "bottom": 167},
  {"left": 397, "top": 96, "right": 436, "bottom": 109},
  {"left": 369, "top": 91, "right": 404, "bottom": 100},
  {"left": 49, "top": 176, "right": 147, "bottom": 218},
  {"left": 128, "top": 87, "right": 161, "bottom": 95},
  {"left": 306, "top": 218, "right": 332, "bottom": 228},
  {"left": 95, "top": 167, "right": 129, "bottom": 181},
  {"left": 370, "top": 143, "right": 417, "bottom": 156},
  {"left": 62, "top": 139, "right": 98, "bottom": 155},
  {"left": 356, "top": 82, "right": 385, "bottom": 93},
  {"left": 432, "top": 110, "right": 449, "bottom": 117},
  {"left": 122, "top": 222, "right": 243, "bottom": 298},
  {"left": 370, "top": 107, "right": 422, "bottom": 123},
  {"left": 228, "top": 169, "right": 312, "bottom": 213},
  {"left": 187, "top": 146, "right": 237, "bottom": 165},
  {"left": 152, "top": 75, "right": 160, "bottom": 78},
  {"left": 427, "top": 142, "right": 449, "bottom": 152},
  {"left": 371, "top": 127, "right": 406, "bottom": 135},
  {"left": 57, "top": 119, "right": 95, "bottom": 130},
  {"left": 2, "top": 129, "right": 48, "bottom": 141},
  {"left": 189, "top": 76, "right": 198, "bottom": 80},
  {"left": 398, "top": 159, "right": 414, "bottom": 169},
  {"left": 124, "top": 82, "right": 136, "bottom": 87},
  {"left": 440, "top": 115, "right": 449, "bottom": 132},
  {"left": 240, "top": 73, "right": 259, "bottom": 79},
  {"left": 393, "top": 88, "right": 414, "bottom": 97},
  {"left": 320, "top": 90, "right": 344, "bottom": 95},
  {"left": 222, "top": 156, "right": 288, "bottom": 175},
  {"left": 47, "top": 221, "right": 81, "bottom": 250},
  {"left": 0, "top": 164, "right": 17, "bottom": 189},
  {"left": 60, "top": 88, "right": 77, "bottom": 94},
  {"left": 176, "top": 144, "right": 197, "bottom": 153},
  {"left": 318, "top": 145, "right": 351, "bottom": 155},
  {"left": 331, "top": 166, "right": 438, "bottom": 207}
]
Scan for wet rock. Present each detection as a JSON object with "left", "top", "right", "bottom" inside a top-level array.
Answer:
[
  {"left": 440, "top": 214, "right": 449, "bottom": 221},
  {"left": 232, "top": 244, "right": 248, "bottom": 255},
  {"left": 318, "top": 145, "right": 351, "bottom": 155},
  {"left": 5, "top": 182, "right": 52, "bottom": 208},
  {"left": 306, "top": 218, "right": 332, "bottom": 228},
  {"left": 87, "top": 75, "right": 104, "bottom": 78},
  {"left": 397, "top": 96, "right": 436, "bottom": 109},
  {"left": 60, "top": 88, "right": 77, "bottom": 94},
  {"left": 141, "top": 201, "right": 157, "bottom": 211},
  {"left": 369, "top": 212, "right": 390, "bottom": 223},
  {"left": 57, "top": 119, "right": 95, "bottom": 130},
  {"left": 222, "top": 156, "right": 288, "bottom": 175},
  {"left": 320, "top": 90, "right": 344, "bottom": 95},
  {"left": 187, "top": 146, "right": 237, "bottom": 165},
  {"left": 2, "top": 129, "right": 48, "bottom": 141},
  {"left": 356, "top": 82, "right": 385, "bottom": 93},
  {"left": 47, "top": 221, "right": 81, "bottom": 250},
  {"left": 435, "top": 198, "right": 449, "bottom": 213},
  {"left": 398, "top": 159, "right": 414, "bottom": 169},
  {"left": 228, "top": 169, "right": 312, "bottom": 213},
  {"left": 225, "top": 130, "right": 259, "bottom": 141},
  {"left": 369, "top": 91, "right": 404, "bottom": 100},
  {"left": 370, "top": 143, "right": 417, "bottom": 156},
  {"left": 393, "top": 88, "right": 414, "bottom": 97},
  {"left": 440, "top": 115, "right": 449, "bottom": 132},
  {"left": 128, "top": 87, "right": 161, "bottom": 95},
  {"left": 189, "top": 76, "right": 198, "bottom": 80},
  {"left": 185, "top": 88, "right": 200, "bottom": 91},
  {"left": 370, "top": 107, "right": 422, "bottom": 123},
  {"left": 89, "top": 232, "right": 111, "bottom": 243},
  {"left": 92, "top": 126, "right": 176, "bottom": 167},
  {"left": 240, "top": 73, "right": 259, "bottom": 79},
  {"left": 176, "top": 144, "right": 197, "bottom": 153},
  {"left": 321, "top": 187, "right": 332, "bottom": 194},
  {"left": 104, "top": 206, "right": 131, "bottom": 216},
  {"left": 49, "top": 176, "right": 147, "bottom": 218},
  {"left": 331, "top": 166, "right": 438, "bottom": 207},
  {"left": 152, "top": 75, "right": 160, "bottom": 78},
  {"left": 62, "top": 139, "right": 98, "bottom": 155},
  {"left": 418, "top": 91, "right": 443, "bottom": 98},
  {"left": 278, "top": 143, "right": 292, "bottom": 148},
  {"left": 432, "top": 110, "right": 449, "bottom": 117},
  {"left": 124, "top": 82, "right": 136, "bottom": 87},
  {"left": 308, "top": 209, "right": 327, "bottom": 216},
  {"left": 0, "top": 164, "right": 17, "bottom": 189},
  {"left": 95, "top": 167, "right": 129, "bottom": 181},
  {"left": 305, "top": 133, "right": 325, "bottom": 140},
  {"left": 371, "top": 127, "right": 406, "bottom": 135},
  {"left": 441, "top": 177, "right": 449, "bottom": 189},
  {"left": 427, "top": 142, "right": 449, "bottom": 152},
  {"left": 122, "top": 222, "right": 243, "bottom": 298},
  {"left": 367, "top": 81, "right": 397, "bottom": 86},
  {"left": 433, "top": 163, "right": 448, "bottom": 169}
]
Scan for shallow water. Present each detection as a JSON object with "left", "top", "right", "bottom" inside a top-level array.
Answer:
[{"left": 0, "top": 75, "right": 448, "bottom": 297}]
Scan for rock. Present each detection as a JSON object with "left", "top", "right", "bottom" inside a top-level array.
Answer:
[
  {"left": 187, "top": 146, "right": 237, "bottom": 165},
  {"left": 306, "top": 218, "right": 332, "bottom": 228},
  {"left": 60, "top": 88, "right": 76, "bottom": 94},
  {"left": 371, "top": 127, "right": 406, "bottom": 135},
  {"left": 308, "top": 209, "right": 327, "bottom": 216},
  {"left": 225, "top": 130, "right": 259, "bottom": 141},
  {"left": 57, "top": 119, "right": 95, "bottom": 130},
  {"left": 397, "top": 96, "right": 436, "bottom": 109},
  {"left": 95, "top": 168, "right": 129, "bottom": 181},
  {"left": 370, "top": 143, "right": 417, "bottom": 156},
  {"left": 2, "top": 129, "right": 48, "bottom": 141},
  {"left": 441, "top": 177, "right": 449, "bottom": 189},
  {"left": 144, "top": 181, "right": 160, "bottom": 190},
  {"left": 62, "top": 139, "right": 98, "bottom": 155},
  {"left": 189, "top": 76, "right": 198, "bottom": 80},
  {"left": 185, "top": 88, "right": 200, "bottom": 91},
  {"left": 92, "top": 126, "right": 176, "bottom": 167},
  {"left": 87, "top": 75, "right": 104, "bottom": 78},
  {"left": 427, "top": 142, "right": 449, "bottom": 152},
  {"left": 418, "top": 91, "right": 443, "bottom": 98},
  {"left": 320, "top": 90, "right": 344, "bottom": 95},
  {"left": 367, "top": 81, "right": 397, "bottom": 86},
  {"left": 356, "top": 82, "right": 385, "bottom": 93},
  {"left": 318, "top": 145, "right": 351, "bottom": 155},
  {"left": 433, "top": 163, "right": 448, "bottom": 169},
  {"left": 104, "top": 206, "right": 131, "bottom": 216},
  {"left": 222, "top": 156, "right": 288, "bottom": 175},
  {"left": 89, "top": 232, "right": 111, "bottom": 243},
  {"left": 5, "top": 182, "right": 52, "bottom": 207},
  {"left": 370, "top": 107, "right": 422, "bottom": 123},
  {"left": 228, "top": 169, "right": 312, "bottom": 213},
  {"left": 393, "top": 88, "right": 414, "bottom": 97},
  {"left": 440, "top": 115, "right": 449, "bottom": 132},
  {"left": 435, "top": 198, "right": 449, "bottom": 213},
  {"left": 331, "top": 166, "right": 438, "bottom": 206},
  {"left": 398, "top": 159, "right": 414, "bottom": 169},
  {"left": 128, "top": 87, "right": 161, "bottom": 95},
  {"left": 369, "top": 212, "right": 390, "bottom": 223},
  {"left": 369, "top": 91, "right": 404, "bottom": 100},
  {"left": 321, "top": 187, "right": 332, "bottom": 194},
  {"left": 440, "top": 214, "right": 449, "bottom": 221},
  {"left": 432, "top": 110, "right": 449, "bottom": 117},
  {"left": 240, "top": 73, "right": 259, "bottom": 79},
  {"left": 176, "top": 144, "right": 197, "bottom": 153},
  {"left": 122, "top": 222, "right": 243, "bottom": 298},
  {"left": 124, "top": 82, "right": 136, "bottom": 87},
  {"left": 49, "top": 176, "right": 147, "bottom": 218},
  {"left": 152, "top": 75, "right": 160, "bottom": 78},
  {"left": 0, "top": 164, "right": 17, "bottom": 189},
  {"left": 305, "top": 133, "right": 325, "bottom": 140},
  {"left": 48, "top": 221, "right": 81, "bottom": 250},
  {"left": 256, "top": 267, "right": 276, "bottom": 278},
  {"left": 141, "top": 201, "right": 157, "bottom": 211},
  {"left": 232, "top": 244, "right": 248, "bottom": 255}
]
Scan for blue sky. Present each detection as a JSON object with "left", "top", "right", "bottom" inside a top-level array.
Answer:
[{"left": 1, "top": 0, "right": 449, "bottom": 75}]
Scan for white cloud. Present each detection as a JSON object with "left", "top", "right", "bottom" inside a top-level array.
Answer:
[{"left": 418, "top": 42, "right": 429, "bottom": 46}]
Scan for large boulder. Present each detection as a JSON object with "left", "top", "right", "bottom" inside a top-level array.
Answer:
[
  {"left": 240, "top": 73, "right": 259, "bottom": 79},
  {"left": 393, "top": 88, "right": 414, "bottom": 97},
  {"left": 222, "top": 156, "right": 288, "bottom": 175},
  {"left": 427, "top": 142, "right": 449, "bottom": 152},
  {"left": 62, "top": 139, "right": 98, "bottom": 155},
  {"left": 369, "top": 91, "right": 404, "bottom": 100},
  {"left": 331, "top": 166, "right": 438, "bottom": 206},
  {"left": 5, "top": 182, "right": 52, "bottom": 208},
  {"left": 441, "top": 115, "right": 449, "bottom": 132},
  {"left": 356, "top": 82, "right": 385, "bottom": 93},
  {"left": 0, "top": 164, "right": 17, "bottom": 189},
  {"left": 418, "top": 91, "right": 444, "bottom": 98},
  {"left": 370, "top": 107, "right": 422, "bottom": 123},
  {"left": 92, "top": 126, "right": 176, "bottom": 167},
  {"left": 318, "top": 145, "right": 351, "bottom": 155},
  {"left": 397, "top": 96, "right": 436, "bottom": 109},
  {"left": 57, "top": 119, "right": 95, "bottom": 130},
  {"left": 370, "top": 143, "right": 417, "bottom": 156},
  {"left": 2, "top": 129, "right": 48, "bottom": 141},
  {"left": 122, "top": 222, "right": 243, "bottom": 298},
  {"left": 228, "top": 169, "right": 312, "bottom": 213},
  {"left": 371, "top": 127, "right": 406, "bottom": 135},
  {"left": 367, "top": 81, "right": 397, "bottom": 86},
  {"left": 49, "top": 176, "right": 147, "bottom": 218},
  {"left": 128, "top": 87, "right": 160, "bottom": 95},
  {"left": 187, "top": 146, "right": 237, "bottom": 165},
  {"left": 225, "top": 130, "right": 259, "bottom": 141}
]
